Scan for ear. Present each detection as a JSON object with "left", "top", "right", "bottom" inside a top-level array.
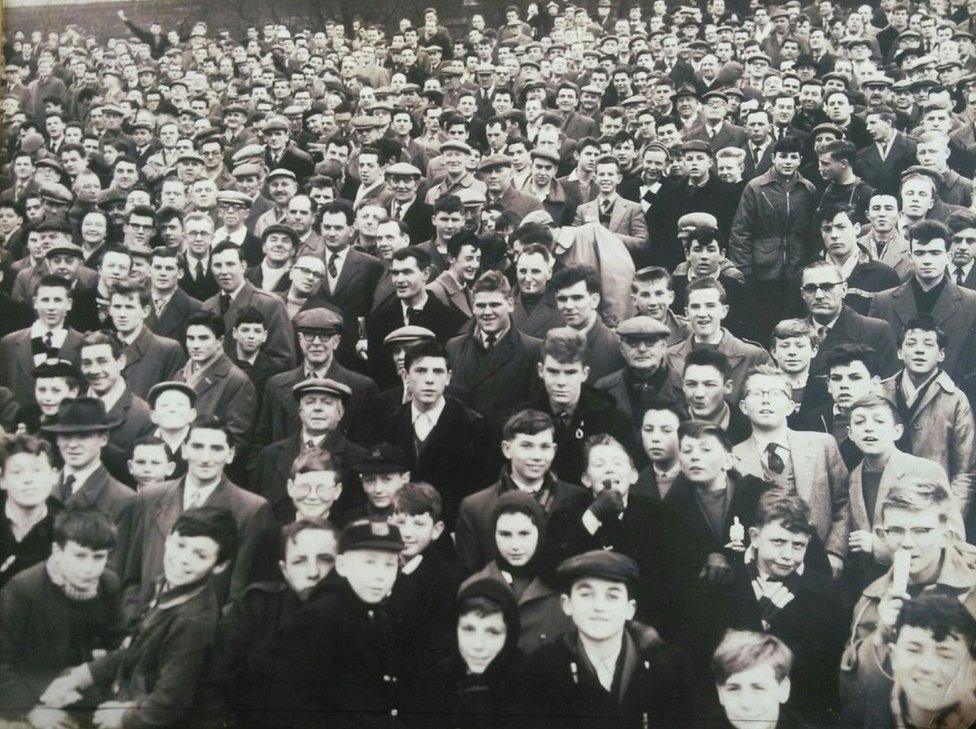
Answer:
[
  {"left": 723, "top": 380, "right": 734, "bottom": 396},
  {"left": 625, "top": 598, "right": 637, "bottom": 621},
  {"left": 431, "top": 520, "right": 445, "bottom": 541},
  {"left": 560, "top": 592, "right": 573, "bottom": 616},
  {"left": 278, "top": 559, "right": 287, "bottom": 578},
  {"left": 748, "top": 525, "right": 760, "bottom": 542},
  {"left": 164, "top": 460, "right": 176, "bottom": 477},
  {"left": 581, "top": 364, "right": 591, "bottom": 380},
  {"left": 213, "top": 560, "right": 229, "bottom": 575},
  {"left": 776, "top": 677, "right": 792, "bottom": 704},
  {"left": 501, "top": 439, "right": 513, "bottom": 461}
]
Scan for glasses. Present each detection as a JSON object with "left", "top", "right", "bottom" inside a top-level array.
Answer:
[
  {"left": 290, "top": 481, "right": 339, "bottom": 499},
  {"left": 884, "top": 526, "right": 936, "bottom": 539},
  {"left": 800, "top": 281, "right": 842, "bottom": 295},
  {"left": 185, "top": 230, "right": 211, "bottom": 238},
  {"left": 293, "top": 266, "right": 325, "bottom": 279},
  {"left": 744, "top": 388, "right": 792, "bottom": 401},
  {"left": 298, "top": 330, "right": 334, "bottom": 342}
]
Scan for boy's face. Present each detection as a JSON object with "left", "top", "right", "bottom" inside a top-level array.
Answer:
[
  {"left": 182, "top": 427, "right": 235, "bottom": 482},
  {"left": 361, "top": 471, "right": 410, "bottom": 510},
  {"left": 891, "top": 625, "right": 976, "bottom": 714},
  {"left": 280, "top": 528, "right": 338, "bottom": 596},
  {"left": 0, "top": 452, "right": 56, "bottom": 507},
  {"left": 288, "top": 470, "right": 342, "bottom": 520},
  {"left": 898, "top": 328, "right": 945, "bottom": 377},
  {"left": 686, "top": 287, "right": 728, "bottom": 338},
  {"left": 749, "top": 520, "right": 809, "bottom": 578},
  {"left": 849, "top": 404, "right": 903, "bottom": 456},
  {"left": 827, "top": 361, "right": 875, "bottom": 410},
  {"left": 877, "top": 506, "right": 947, "bottom": 578},
  {"left": 679, "top": 434, "right": 732, "bottom": 484},
  {"left": 739, "top": 374, "right": 794, "bottom": 429},
  {"left": 561, "top": 577, "right": 636, "bottom": 641},
  {"left": 405, "top": 356, "right": 450, "bottom": 406},
  {"left": 581, "top": 443, "right": 638, "bottom": 497},
  {"left": 128, "top": 444, "right": 175, "bottom": 486},
  {"left": 163, "top": 531, "right": 221, "bottom": 587},
  {"left": 390, "top": 511, "right": 443, "bottom": 558},
  {"left": 631, "top": 278, "right": 675, "bottom": 319},
  {"left": 683, "top": 364, "right": 732, "bottom": 418},
  {"left": 641, "top": 409, "right": 681, "bottom": 464},
  {"left": 771, "top": 336, "right": 817, "bottom": 374},
  {"left": 35, "top": 377, "right": 78, "bottom": 417},
  {"left": 233, "top": 323, "right": 268, "bottom": 355},
  {"left": 501, "top": 429, "right": 557, "bottom": 483},
  {"left": 52, "top": 539, "right": 110, "bottom": 593},
  {"left": 717, "top": 663, "right": 790, "bottom": 729},
  {"left": 336, "top": 548, "right": 399, "bottom": 603},
  {"left": 495, "top": 511, "right": 539, "bottom": 567},
  {"left": 457, "top": 610, "right": 508, "bottom": 674},
  {"left": 539, "top": 356, "right": 589, "bottom": 407}
]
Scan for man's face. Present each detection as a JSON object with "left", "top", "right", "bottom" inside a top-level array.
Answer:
[
  {"left": 686, "top": 287, "right": 727, "bottom": 338},
  {"left": 298, "top": 392, "right": 344, "bottom": 434},
  {"left": 620, "top": 334, "right": 668, "bottom": 372},
  {"left": 80, "top": 343, "right": 124, "bottom": 395},
  {"left": 336, "top": 548, "right": 399, "bottom": 604},
  {"left": 57, "top": 431, "right": 108, "bottom": 470},
  {"left": 821, "top": 211, "right": 860, "bottom": 259},
  {"left": 899, "top": 327, "right": 945, "bottom": 378},
  {"left": 849, "top": 404, "right": 902, "bottom": 457},
  {"left": 684, "top": 152, "right": 711, "bottom": 182},
  {"left": 911, "top": 238, "right": 949, "bottom": 283},
  {"left": 631, "top": 279, "right": 675, "bottom": 320},
  {"left": 280, "top": 528, "right": 338, "bottom": 597},
  {"left": 124, "top": 214, "right": 155, "bottom": 247},
  {"left": 555, "top": 280, "right": 599, "bottom": 328},
  {"left": 502, "top": 429, "right": 556, "bottom": 484},
  {"left": 538, "top": 355, "right": 588, "bottom": 407},
  {"left": 772, "top": 151, "right": 801, "bottom": 177},
  {"left": 211, "top": 249, "right": 246, "bottom": 292},
  {"left": 449, "top": 244, "right": 481, "bottom": 283},
  {"left": 47, "top": 249, "right": 83, "bottom": 280},
  {"left": 516, "top": 252, "right": 552, "bottom": 295},
  {"left": 53, "top": 539, "right": 110, "bottom": 594},
  {"left": 405, "top": 356, "right": 450, "bottom": 406},
  {"left": 433, "top": 210, "right": 465, "bottom": 242},
  {"left": 113, "top": 162, "right": 139, "bottom": 190},
  {"left": 233, "top": 322, "right": 267, "bottom": 356},
  {"left": 740, "top": 374, "right": 794, "bottom": 430},
  {"left": 879, "top": 506, "right": 947, "bottom": 578},
  {"left": 562, "top": 577, "right": 635, "bottom": 641},
  {"left": 717, "top": 663, "right": 790, "bottom": 729},
  {"left": 916, "top": 140, "right": 949, "bottom": 171},
  {"left": 867, "top": 195, "right": 899, "bottom": 233},
  {"left": 263, "top": 232, "right": 295, "bottom": 265},
  {"left": 891, "top": 624, "right": 976, "bottom": 715},
  {"left": 716, "top": 156, "right": 743, "bottom": 183},
  {"left": 827, "top": 360, "right": 875, "bottom": 410},
  {"left": 0, "top": 452, "right": 56, "bottom": 508},
  {"left": 109, "top": 292, "right": 148, "bottom": 335},
  {"left": 473, "top": 290, "right": 512, "bottom": 335},
  {"left": 801, "top": 266, "right": 847, "bottom": 321},
  {"left": 687, "top": 238, "right": 723, "bottom": 277},
  {"left": 683, "top": 364, "right": 732, "bottom": 418},
  {"left": 182, "top": 426, "right": 234, "bottom": 483},
  {"left": 950, "top": 226, "right": 976, "bottom": 267},
  {"left": 746, "top": 113, "right": 771, "bottom": 143},
  {"left": 390, "top": 256, "right": 427, "bottom": 300},
  {"left": 33, "top": 284, "right": 71, "bottom": 327},
  {"left": 901, "top": 179, "right": 935, "bottom": 220},
  {"left": 185, "top": 324, "right": 223, "bottom": 364}
]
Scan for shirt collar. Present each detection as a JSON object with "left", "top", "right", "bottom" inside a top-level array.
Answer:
[
  {"left": 400, "top": 553, "right": 424, "bottom": 575},
  {"left": 30, "top": 320, "right": 66, "bottom": 338},
  {"left": 412, "top": 396, "right": 446, "bottom": 425},
  {"left": 95, "top": 379, "right": 127, "bottom": 412},
  {"left": 752, "top": 430, "right": 790, "bottom": 456},
  {"left": 63, "top": 461, "right": 101, "bottom": 488},
  {"left": 652, "top": 461, "right": 680, "bottom": 481}
]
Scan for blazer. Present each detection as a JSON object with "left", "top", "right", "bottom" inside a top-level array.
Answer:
[
  {"left": 666, "top": 329, "right": 773, "bottom": 403},
  {"left": 321, "top": 247, "right": 385, "bottom": 320},
  {"left": 808, "top": 305, "right": 900, "bottom": 379},
  {"left": 511, "top": 291, "right": 563, "bottom": 340},
  {"left": 174, "top": 353, "right": 258, "bottom": 449},
  {"left": 122, "top": 476, "right": 274, "bottom": 609},
  {"left": 120, "top": 326, "right": 187, "bottom": 400},
  {"left": 0, "top": 327, "right": 84, "bottom": 406},
  {"left": 146, "top": 287, "right": 203, "bottom": 344},
  {"left": 560, "top": 110, "right": 599, "bottom": 140},
  {"left": 684, "top": 121, "right": 749, "bottom": 153},
  {"left": 63, "top": 465, "right": 135, "bottom": 577},
  {"left": 445, "top": 328, "right": 543, "bottom": 422},
  {"left": 572, "top": 196, "right": 648, "bottom": 255},
  {"left": 732, "top": 429, "right": 851, "bottom": 556},
  {"left": 486, "top": 184, "right": 544, "bottom": 226},
  {"left": 104, "top": 387, "right": 155, "bottom": 455},
  {"left": 203, "top": 280, "right": 297, "bottom": 369},
  {"left": 868, "top": 278, "right": 976, "bottom": 380},
  {"left": 583, "top": 318, "right": 627, "bottom": 384},
  {"left": 427, "top": 270, "right": 473, "bottom": 318},
  {"left": 594, "top": 364, "right": 685, "bottom": 420},
  {"left": 351, "top": 181, "right": 394, "bottom": 212},
  {"left": 264, "top": 145, "right": 314, "bottom": 182},
  {"left": 854, "top": 133, "right": 917, "bottom": 195}
]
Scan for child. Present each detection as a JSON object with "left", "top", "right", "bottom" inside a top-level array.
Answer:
[
  {"left": 286, "top": 448, "right": 344, "bottom": 525},
  {"left": 634, "top": 402, "right": 682, "bottom": 501},
  {"left": 127, "top": 436, "right": 176, "bottom": 490},
  {"left": 767, "top": 319, "right": 828, "bottom": 427},
  {"left": 354, "top": 442, "right": 412, "bottom": 520}
]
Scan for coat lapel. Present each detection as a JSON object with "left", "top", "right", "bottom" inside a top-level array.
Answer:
[
  {"left": 465, "top": 333, "right": 518, "bottom": 388},
  {"left": 891, "top": 286, "right": 918, "bottom": 328},
  {"left": 123, "top": 328, "right": 149, "bottom": 370},
  {"left": 195, "top": 355, "right": 230, "bottom": 397},
  {"left": 930, "top": 285, "right": 961, "bottom": 327},
  {"left": 153, "top": 479, "right": 184, "bottom": 541},
  {"left": 14, "top": 332, "right": 33, "bottom": 379},
  {"left": 786, "top": 431, "right": 814, "bottom": 503},
  {"left": 332, "top": 250, "right": 362, "bottom": 300}
]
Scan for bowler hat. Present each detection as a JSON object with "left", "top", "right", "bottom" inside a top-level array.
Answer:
[{"left": 43, "top": 397, "right": 120, "bottom": 433}]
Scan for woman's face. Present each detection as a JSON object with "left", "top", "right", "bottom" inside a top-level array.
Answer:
[
  {"left": 494, "top": 512, "right": 539, "bottom": 567},
  {"left": 457, "top": 611, "right": 507, "bottom": 674}
]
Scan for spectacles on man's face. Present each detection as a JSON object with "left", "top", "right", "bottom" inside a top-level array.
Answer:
[
  {"left": 293, "top": 266, "right": 324, "bottom": 279},
  {"left": 298, "top": 330, "right": 334, "bottom": 342},
  {"left": 290, "top": 480, "right": 339, "bottom": 498},
  {"left": 800, "top": 281, "right": 842, "bottom": 295}
]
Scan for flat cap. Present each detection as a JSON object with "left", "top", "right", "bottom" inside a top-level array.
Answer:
[
  {"left": 769, "top": 6, "right": 789, "bottom": 18},
  {"left": 385, "top": 162, "right": 422, "bottom": 177},
  {"left": 861, "top": 74, "right": 894, "bottom": 87},
  {"left": 616, "top": 316, "right": 671, "bottom": 339},
  {"left": 621, "top": 94, "right": 646, "bottom": 106},
  {"left": 440, "top": 140, "right": 473, "bottom": 154},
  {"left": 100, "top": 103, "right": 125, "bottom": 116},
  {"left": 350, "top": 114, "right": 384, "bottom": 129},
  {"left": 147, "top": 381, "right": 197, "bottom": 407},
  {"left": 266, "top": 167, "right": 297, "bottom": 181},
  {"left": 701, "top": 90, "right": 728, "bottom": 103},
  {"left": 38, "top": 182, "right": 73, "bottom": 204},
  {"left": 354, "top": 442, "right": 411, "bottom": 474},
  {"left": 810, "top": 122, "right": 844, "bottom": 138},
  {"left": 556, "top": 550, "right": 640, "bottom": 590},
  {"left": 177, "top": 150, "right": 205, "bottom": 165},
  {"left": 232, "top": 162, "right": 262, "bottom": 178},
  {"left": 840, "top": 35, "right": 871, "bottom": 47},
  {"left": 671, "top": 83, "right": 698, "bottom": 99},
  {"left": 217, "top": 190, "right": 253, "bottom": 207},
  {"left": 338, "top": 518, "right": 405, "bottom": 554},
  {"left": 457, "top": 187, "right": 488, "bottom": 206},
  {"left": 677, "top": 212, "right": 719, "bottom": 230},
  {"left": 260, "top": 223, "right": 299, "bottom": 245},
  {"left": 478, "top": 153, "right": 513, "bottom": 171},
  {"left": 531, "top": 147, "right": 561, "bottom": 165},
  {"left": 36, "top": 157, "right": 65, "bottom": 174},
  {"left": 230, "top": 144, "right": 266, "bottom": 165},
  {"left": 130, "top": 119, "right": 154, "bottom": 132},
  {"left": 31, "top": 358, "right": 82, "bottom": 380},
  {"left": 681, "top": 139, "right": 713, "bottom": 156},
  {"left": 262, "top": 116, "right": 290, "bottom": 132},
  {"left": 744, "top": 52, "right": 772, "bottom": 64},
  {"left": 46, "top": 241, "right": 84, "bottom": 258},
  {"left": 293, "top": 306, "right": 344, "bottom": 333},
  {"left": 223, "top": 103, "right": 249, "bottom": 116},
  {"left": 383, "top": 326, "right": 436, "bottom": 346},
  {"left": 292, "top": 377, "right": 352, "bottom": 403}
]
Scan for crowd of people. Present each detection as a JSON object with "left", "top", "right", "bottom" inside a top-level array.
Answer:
[{"left": 1, "top": 0, "right": 976, "bottom": 726}]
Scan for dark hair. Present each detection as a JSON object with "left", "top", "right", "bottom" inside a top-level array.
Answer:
[
  {"left": 316, "top": 199, "right": 355, "bottom": 227},
  {"left": 392, "top": 481, "right": 443, "bottom": 522},
  {"left": 550, "top": 264, "right": 600, "bottom": 296},
  {"left": 895, "top": 593, "right": 976, "bottom": 658},
  {"left": 503, "top": 409, "right": 555, "bottom": 440},
  {"left": 772, "top": 136, "right": 803, "bottom": 156},
  {"left": 908, "top": 219, "right": 951, "bottom": 251},
  {"left": 81, "top": 330, "right": 124, "bottom": 359},
  {"left": 542, "top": 326, "right": 588, "bottom": 365},
  {"left": 946, "top": 209, "right": 976, "bottom": 233},
  {"left": 824, "top": 343, "right": 877, "bottom": 376},
  {"left": 110, "top": 279, "right": 151, "bottom": 308},
  {"left": 683, "top": 348, "right": 733, "bottom": 381},
  {"left": 0, "top": 433, "right": 55, "bottom": 472},
  {"left": 434, "top": 194, "right": 464, "bottom": 216},
  {"left": 150, "top": 245, "right": 180, "bottom": 262},
  {"left": 279, "top": 517, "right": 337, "bottom": 560},
  {"left": 472, "top": 269, "right": 511, "bottom": 296},
  {"left": 403, "top": 340, "right": 449, "bottom": 371},
  {"left": 212, "top": 240, "right": 247, "bottom": 262},
  {"left": 678, "top": 419, "right": 734, "bottom": 452},
  {"left": 817, "top": 202, "right": 858, "bottom": 227},
  {"left": 712, "top": 630, "right": 794, "bottom": 685},
  {"left": 391, "top": 245, "right": 431, "bottom": 270},
  {"left": 754, "top": 491, "right": 816, "bottom": 536},
  {"left": 34, "top": 274, "right": 73, "bottom": 298},
  {"left": 684, "top": 226, "right": 724, "bottom": 252},
  {"left": 54, "top": 507, "right": 117, "bottom": 551},
  {"left": 171, "top": 506, "right": 238, "bottom": 563},
  {"left": 126, "top": 204, "right": 157, "bottom": 225},
  {"left": 447, "top": 230, "right": 481, "bottom": 259},
  {"left": 185, "top": 311, "right": 226, "bottom": 338},
  {"left": 633, "top": 266, "right": 672, "bottom": 288},
  {"left": 234, "top": 306, "right": 268, "bottom": 329},
  {"left": 818, "top": 139, "right": 857, "bottom": 166}
]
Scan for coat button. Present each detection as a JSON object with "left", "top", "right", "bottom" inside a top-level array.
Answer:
[
  {"left": 390, "top": 709, "right": 399, "bottom": 717},
  {"left": 383, "top": 675, "right": 391, "bottom": 682}
]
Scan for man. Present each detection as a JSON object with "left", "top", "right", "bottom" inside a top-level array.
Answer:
[
  {"left": 246, "top": 224, "right": 295, "bottom": 294},
  {"left": 261, "top": 116, "right": 314, "bottom": 181},
  {"left": 732, "top": 366, "right": 851, "bottom": 575},
  {"left": 214, "top": 190, "right": 262, "bottom": 266},
  {"left": 203, "top": 241, "right": 297, "bottom": 370},
  {"left": 249, "top": 379, "right": 365, "bottom": 526},
  {"left": 572, "top": 155, "right": 648, "bottom": 257},
  {"left": 254, "top": 307, "right": 377, "bottom": 456},
  {"left": 856, "top": 106, "right": 917, "bottom": 196},
  {"left": 667, "top": 278, "right": 772, "bottom": 404},
  {"left": 525, "top": 148, "right": 577, "bottom": 227},
  {"left": 178, "top": 212, "right": 220, "bottom": 303},
  {"left": 426, "top": 231, "right": 480, "bottom": 319},
  {"left": 122, "top": 416, "right": 273, "bottom": 609},
  {"left": 253, "top": 168, "right": 298, "bottom": 239},
  {"left": 175, "top": 312, "right": 257, "bottom": 452},
  {"left": 550, "top": 265, "right": 625, "bottom": 384},
  {"left": 350, "top": 145, "right": 393, "bottom": 212},
  {"left": 479, "top": 154, "right": 543, "bottom": 227},
  {"left": 109, "top": 280, "right": 186, "bottom": 400},
  {"left": 801, "top": 261, "right": 900, "bottom": 379},
  {"left": 686, "top": 90, "right": 748, "bottom": 152},
  {"left": 45, "top": 397, "right": 134, "bottom": 575},
  {"left": 869, "top": 220, "right": 976, "bottom": 381},
  {"left": 0, "top": 275, "right": 84, "bottom": 406},
  {"left": 385, "top": 162, "right": 434, "bottom": 244},
  {"left": 375, "top": 340, "right": 494, "bottom": 527},
  {"left": 915, "top": 132, "right": 973, "bottom": 209},
  {"left": 511, "top": 243, "right": 563, "bottom": 339},
  {"left": 948, "top": 210, "right": 976, "bottom": 291},
  {"left": 446, "top": 271, "right": 543, "bottom": 423},
  {"left": 630, "top": 266, "right": 686, "bottom": 340},
  {"left": 817, "top": 140, "right": 875, "bottom": 223},
  {"left": 860, "top": 194, "right": 913, "bottom": 280},
  {"left": 147, "top": 247, "right": 204, "bottom": 344},
  {"left": 425, "top": 140, "right": 487, "bottom": 205},
  {"left": 594, "top": 316, "right": 683, "bottom": 421},
  {"left": 678, "top": 348, "right": 754, "bottom": 444}
]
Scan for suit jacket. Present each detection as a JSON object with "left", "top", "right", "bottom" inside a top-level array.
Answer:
[
  {"left": 685, "top": 121, "right": 749, "bottom": 153},
  {"left": 732, "top": 430, "right": 851, "bottom": 556},
  {"left": 203, "top": 280, "right": 296, "bottom": 369},
  {"left": 583, "top": 318, "right": 627, "bottom": 384},
  {"left": 146, "top": 288, "right": 203, "bottom": 344},
  {"left": 104, "top": 387, "right": 155, "bottom": 455},
  {"left": 855, "top": 133, "right": 917, "bottom": 196},
  {"left": 572, "top": 196, "right": 648, "bottom": 255},
  {"left": 868, "top": 279, "right": 976, "bottom": 381},
  {"left": 594, "top": 364, "right": 684, "bottom": 420},
  {"left": 122, "top": 475, "right": 274, "bottom": 610},
  {"left": 174, "top": 353, "right": 257, "bottom": 450},
  {"left": 264, "top": 145, "right": 314, "bottom": 182},
  {"left": 321, "top": 247, "right": 385, "bottom": 321},
  {"left": 351, "top": 181, "right": 394, "bottom": 212},
  {"left": 398, "top": 199, "right": 435, "bottom": 245},
  {"left": 445, "top": 328, "right": 543, "bottom": 422},
  {"left": 486, "top": 184, "right": 544, "bottom": 226},
  {"left": 666, "top": 329, "right": 773, "bottom": 404},
  {"left": 561, "top": 110, "right": 599, "bottom": 140},
  {"left": 511, "top": 291, "right": 563, "bottom": 339},
  {"left": 245, "top": 264, "right": 291, "bottom": 293},
  {"left": 808, "top": 305, "right": 900, "bottom": 379},
  {"left": 0, "top": 327, "right": 84, "bottom": 405},
  {"left": 120, "top": 326, "right": 187, "bottom": 400},
  {"left": 178, "top": 257, "right": 219, "bottom": 302},
  {"left": 63, "top": 465, "right": 135, "bottom": 577},
  {"left": 426, "top": 270, "right": 472, "bottom": 318}
]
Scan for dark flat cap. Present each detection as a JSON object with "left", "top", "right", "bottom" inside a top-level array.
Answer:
[
  {"left": 147, "top": 381, "right": 198, "bottom": 407},
  {"left": 556, "top": 550, "right": 640, "bottom": 590},
  {"left": 292, "top": 377, "right": 352, "bottom": 403},
  {"left": 355, "top": 442, "right": 411, "bottom": 474},
  {"left": 261, "top": 223, "right": 299, "bottom": 244},
  {"left": 339, "top": 518, "right": 405, "bottom": 553},
  {"left": 293, "top": 307, "right": 343, "bottom": 333}
]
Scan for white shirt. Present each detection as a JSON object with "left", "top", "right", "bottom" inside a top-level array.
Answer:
[
  {"left": 95, "top": 379, "right": 127, "bottom": 413},
  {"left": 214, "top": 226, "right": 248, "bottom": 245},
  {"left": 62, "top": 462, "right": 101, "bottom": 495},
  {"left": 412, "top": 396, "right": 446, "bottom": 441},
  {"left": 354, "top": 179, "right": 385, "bottom": 209},
  {"left": 950, "top": 260, "right": 974, "bottom": 283},
  {"left": 183, "top": 476, "right": 221, "bottom": 511},
  {"left": 325, "top": 246, "right": 349, "bottom": 291},
  {"left": 186, "top": 253, "right": 209, "bottom": 279},
  {"left": 638, "top": 180, "right": 662, "bottom": 212},
  {"left": 899, "top": 369, "right": 938, "bottom": 408},
  {"left": 117, "top": 325, "right": 142, "bottom": 347},
  {"left": 259, "top": 261, "right": 290, "bottom": 292},
  {"left": 401, "top": 292, "right": 429, "bottom": 327},
  {"left": 29, "top": 321, "right": 67, "bottom": 365},
  {"left": 400, "top": 554, "right": 424, "bottom": 575}
]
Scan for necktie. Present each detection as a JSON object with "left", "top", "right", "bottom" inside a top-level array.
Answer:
[
  {"left": 555, "top": 410, "right": 572, "bottom": 428},
  {"left": 642, "top": 189, "right": 656, "bottom": 203},
  {"left": 304, "top": 440, "right": 316, "bottom": 451},
  {"left": 43, "top": 331, "right": 54, "bottom": 354},
  {"left": 956, "top": 267, "right": 966, "bottom": 286},
  {"left": 186, "top": 489, "right": 204, "bottom": 509},
  {"left": 707, "top": 126, "right": 716, "bottom": 139},
  {"left": 600, "top": 198, "right": 612, "bottom": 218},
  {"left": 765, "top": 443, "right": 786, "bottom": 475},
  {"left": 219, "top": 292, "right": 231, "bottom": 316},
  {"left": 195, "top": 260, "right": 205, "bottom": 281},
  {"left": 484, "top": 332, "right": 497, "bottom": 350},
  {"left": 59, "top": 474, "right": 76, "bottom": 503},
  {"left": 328, "top": 252, "right": 340, "bottom": 279},
  {"left": 392, "top": 202, "right": 403, "bottom": 220},
  {"left": 154, "top": 298, "right": 166, "bottom": 316}
]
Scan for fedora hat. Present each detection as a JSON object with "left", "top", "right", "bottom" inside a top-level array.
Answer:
[{"left": 42, "top": 397, "right": 120, "bottom": 434}]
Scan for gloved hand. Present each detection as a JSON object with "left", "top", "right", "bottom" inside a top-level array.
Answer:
[{"left": 587, "top": 488, "right": 625, "bottom": 524}]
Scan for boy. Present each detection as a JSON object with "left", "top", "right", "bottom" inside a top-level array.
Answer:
[
  {"left": 767, "top": 319, "right": 828, "bottom": 427},
  {"left": 127, "top": 436, "right": 176, "bottom": 490},
  {"left": 39, "top": 507, "right": 238, "bottom": 728},
  {"left": 230, "top": 307, "right": 277, "bottom": 398},
  {"left": 14, "top": 358, "right": 82, "bottom": 435},
  {"left": 388, "top": 483, "right": 463, "bottom": 675},
  {"left": 0, "top": 433, "right": 61, "bottom": 590},
  {"left": 634, "top": 402, "right": 683, "bottom": 501},
  {"left": 885, "top": 315, "right": 975, "bottom": 515},
  {"left": 273, "top": 518, "right": 408, "bottom": 727},
  {"left": 681, "top": 348, "right": 753, "bottom": 444},
  {"left": 0, "top": 508, "right": 120, "bottom": 722},
  {"left": 354, "top": 443, "right": 412, "bottom": 520},
  {"left": 516, "top": 550, "right": 689, "bottom": 728},
  {"left": 285, "top": 448, "right": 345, "bottom": 526}
]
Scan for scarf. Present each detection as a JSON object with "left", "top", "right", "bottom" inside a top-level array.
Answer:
[{"left": 46, "top": 555, "right": 99, "bottom": 601}]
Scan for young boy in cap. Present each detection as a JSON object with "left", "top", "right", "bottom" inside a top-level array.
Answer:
[
  {"left": 12, "top": 358, "right": 82, "bottom": 435},
  {"left": 146, "top": 381, "right": 197, "bottom": 481},
  {"left": 353, "top": 442, "right": 412, "bottom": 520},
  {"left": 515, "top": 549, "right": 690, "bottom": 728},
  {"left": 273, "top": 518, "right": 408, "bottom": 727}
]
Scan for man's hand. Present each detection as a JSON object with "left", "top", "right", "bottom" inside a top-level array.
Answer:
[
  {"left": 355, "top": 339, "right": 368, "bottom": 360},
  {"left": 700, "top": 553, "right": 734, "bottom": 584},
  {"left": 878, "top": 589, "right": 910, "bottom": 629},
  {"left": 828, "top": 553, "right": 844, "bottom": 579},
  {"left": 39, "top": 676, "right": 80, "bottom": 709},
  {"left": 93, "top": 701, "right": 133, "bottom": 729},
  {"left": 587, "top": 488, "right": 624, "bottom": 524},
  {"left": 849, "top": 530, "right": 874, "bottom": 554},
  {"left": 27, "top": 706, "right": 78, "bottom": 729}
]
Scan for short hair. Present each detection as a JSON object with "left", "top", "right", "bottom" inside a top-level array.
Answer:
[
  {"left": 279, "top": 517, "right": 337, "bottom": 560},
  {"left": 110, "top": 279, "right": 151, "bottom": 307},
  {"left": 683, "top": 348, "right": 733, "bottom": 382},
  {"left": 583, "top": 433, "right": 634, "bottom": 468},
  {"left": 171, "top": 506, "right": 238, "bottom": 563},
  {"left": 908, "top": 220, "right": 951, "bottom": 251},
  {"left": 685, "top": 276, "right": 727, "bottom": 304},
  {"left": 754, "top": 491, "right": 816, "bottom": 537},
  {"left": 849, "top": 393, "right": 902, "bottom": 424},
  {"left": 678, "top": 419, "right": 734, "bottom": 452},
  {"left": 34, "top": 274, "right": 72, "bottom": 298},
  {"left": 403, "top": 340, "right": 449, "bottom": 371},
  {"left": 865, "top": 105, "right": 896, "bottom": 125},
  {"left": 818, "top": 139, "right": 857, "bottom": 166},
  {"left": 770, "top": 318, "right": 820, "bottom": 349},
  {"left": 824, "top": 343, "right": 878, "bottom": 376},
  {"left": 392, "top": 481, "right": 443, "bottom": 522},
  {"left": 550, "top": 264, "right": 600, "bottom": 296},
  {"left": 900, "top": 314, "right": 947, "bottom": 350},
  {"left": 772, "top": 136, "right": 803, "bottom": 156},
  {"left": 880, "top": 479, "right": 953, "bottom": 523},
  {"left": 433, "top": 194, "right": 464, "bottom": 216},
  {"left": 503, "top": 409, "right": 555, "bottom": 440},
  {"left": 131, "top": 434, "right": 173, "bottom": 456},
  {"left": 742, "top": 363, "right": 792, "bottom": 396},
  {"left": 542, "top": 327, "right": 588, "bottom": 365},
  {"left": 150, "top": 246, "right": 180, "bottom": 263},
  {"left": 185, "top": 311, "right": 226, "bottom": 338},
  {"left": 183, "top": 211, "right": 215, "bottom": 230},
  {"left": 446, "top": 230, "right": 481, "bottom": 259},
  {"left": 472, "top": 269, "right": 511, "bottom": 296},
  {"left": 126, "top": 204, "right": 157, "bottom": 225},
  {"left": 391, "top": 245, "right": 431, "bottom": 270},
  {"left": 817, "top": 202, "right": 858, "bottom": 227},
  {"left": 684, "top": 226, "right": 724, "bottom": 252},
  {"left": 594, "top": 154, "right": 621, "bottom": 172},
  {"left": 317, "top": 199, "right": 354, "bottom": 227},
  {"left": 187, "top": 414, "right": 234, "bottom": 450},
  {"left": 234, "top": 306, "right": 268, "bottom": 329},
  {"left": 53, "top": 507, "right": 117, "bottom": 551},
  {"left": 712, "top": 630, "right": 794, "bottom": 685},
  {"left": 715, "top": 147, "right": 746, "bottom": 164},
  {"left": 632, "top": 266, "right": 671, "bottom": 289},
  {"left": 946, "top": 209, "right": 976, "bottom": 233},
  {"left": 212, "top": 240, "right": 247, "bottom": 262},
  {"left": 513, "top": 225, "right": 554, "bottom": 250},
  {"left": 0, "top": 433, "right": 55, "bottom": 472},
  {"left": 81, "top": 330, "right": 124, "bottom": 359},
  {"left": 290, "top": 447, "right": 341, "bottom": 478},
  {"left": 895, "top": 593, "right": 976, "bottom": 659}
]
